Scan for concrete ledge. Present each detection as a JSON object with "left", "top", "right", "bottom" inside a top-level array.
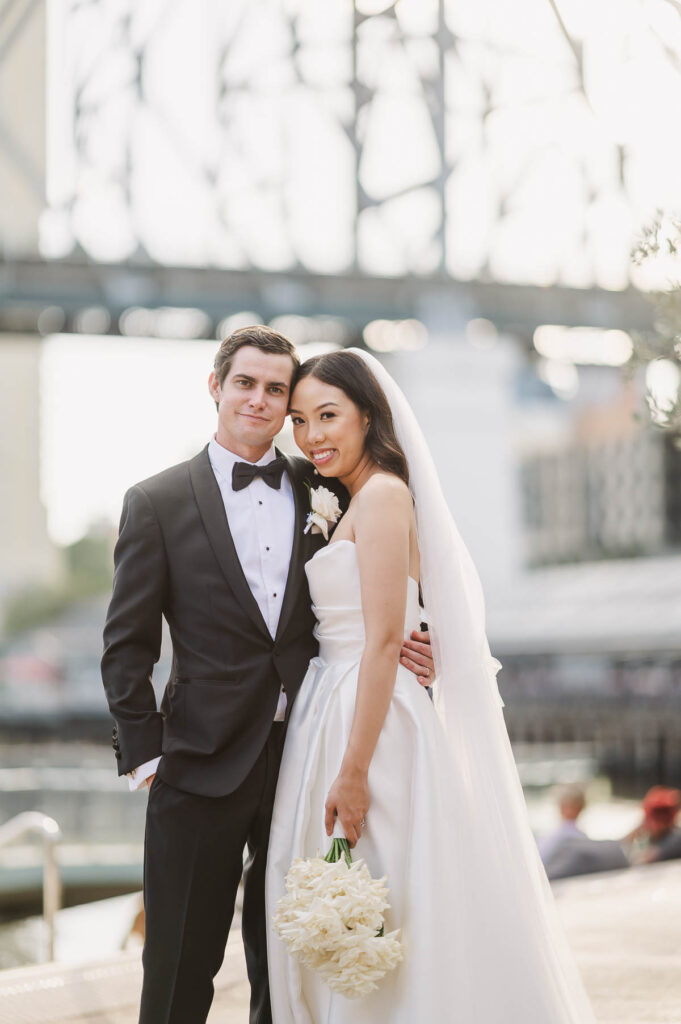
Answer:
[{"left": 0, "top": 929, "right": 246, "bottom": 1023}]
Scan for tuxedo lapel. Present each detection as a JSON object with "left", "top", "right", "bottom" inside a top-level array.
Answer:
[
  {"left": 189, "top": 447, "right": 270, "bottom": 641},
  {"left": 275, "top": 453, "right": 310, "bottom": 643},
  {"left": 276, "top": 457, "right": 346, "bottom": 641}
]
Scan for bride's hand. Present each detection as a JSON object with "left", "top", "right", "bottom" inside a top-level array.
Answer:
[{"left": 325, "top": 767, "right": 370, "bottom": 848}]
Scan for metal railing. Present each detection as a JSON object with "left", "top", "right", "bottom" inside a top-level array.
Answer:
[{"left": 0, "top": 811, "right": 62, "bottom": 961}]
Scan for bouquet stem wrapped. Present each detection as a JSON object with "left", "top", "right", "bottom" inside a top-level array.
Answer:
[
  {"left": 272, "top": 836, "right": 404, "bottom": 998},
  {"left": 324, "top": 836, "right": 352, "bottom": 867}
]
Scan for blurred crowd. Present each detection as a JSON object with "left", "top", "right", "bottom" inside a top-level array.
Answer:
[{"left": 539, "top": 784, "right": 681, "bottom": 881}]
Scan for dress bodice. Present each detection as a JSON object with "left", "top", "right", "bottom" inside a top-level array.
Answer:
[{"left": 305, "top": 539, "right": 420, "bottom": 663}]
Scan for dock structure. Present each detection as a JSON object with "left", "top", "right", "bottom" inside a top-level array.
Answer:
[{"left": 1, "top": 861, "right": 680, "bottom": 1023}]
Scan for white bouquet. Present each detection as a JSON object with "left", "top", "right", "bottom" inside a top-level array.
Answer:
[{"left": 272, "top": 836, "right": 404, "bottom": 999}]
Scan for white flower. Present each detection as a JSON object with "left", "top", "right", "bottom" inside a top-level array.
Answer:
[
  {"left": 304, "top": 485, "right": 342, "bottom": 541},
  {"left": 272, "top": 847, "right": 404, "bottom": 1000},
  {"left": 322, "top": 926, "right": 404, "bottom": 998}
]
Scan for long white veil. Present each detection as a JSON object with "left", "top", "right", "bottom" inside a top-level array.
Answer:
[{"left": 351, "top": 348, "right": 596, "bottom": 1020}]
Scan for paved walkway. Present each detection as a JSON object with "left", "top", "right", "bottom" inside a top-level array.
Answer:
[
  {"left": 0, "top": 926, "right": 248, "bottom": 1024},
  {"left": 554, "top": 861, "right": 681, "bottom": 1024},
  {"left": 1, "top": 861, "right": 680, "bottom": 1023}
]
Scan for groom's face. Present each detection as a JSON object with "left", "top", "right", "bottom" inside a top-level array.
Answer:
[{"left": 208, "top": 346, "right": 295, "bottom": 460}]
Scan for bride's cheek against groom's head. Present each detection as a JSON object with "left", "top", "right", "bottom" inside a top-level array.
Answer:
[{"left": 288, "top": 375, "right": 369, "bottom": 480}]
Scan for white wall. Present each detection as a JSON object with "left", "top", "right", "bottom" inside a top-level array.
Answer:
[{"left": 381, "top": 331, "right": 525, "bottom": 595}]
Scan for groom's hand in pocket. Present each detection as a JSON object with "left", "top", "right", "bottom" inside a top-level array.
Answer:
[{"left": 400, "top": 629, "right": 435, "bottom": 687}]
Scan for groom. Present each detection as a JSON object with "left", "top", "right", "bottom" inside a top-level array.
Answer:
[{"left": 101, "top": 325, "right": 433, "bottom": 1024}]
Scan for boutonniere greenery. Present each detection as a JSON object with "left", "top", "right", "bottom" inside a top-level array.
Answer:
[{"left": 303, "top": 484, "right": 342, "bottom": 541}]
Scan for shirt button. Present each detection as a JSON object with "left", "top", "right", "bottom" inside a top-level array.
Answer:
[
  {"left": 273, "top": 592, "right": 277, "bottom": 598},
  {"left": 258, "top": 500, "right": 263, "bottom": 506}
]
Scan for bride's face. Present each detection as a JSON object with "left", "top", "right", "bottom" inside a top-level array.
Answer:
[{"left": 289, "top": 376, "right": 370, "bottom": 478}]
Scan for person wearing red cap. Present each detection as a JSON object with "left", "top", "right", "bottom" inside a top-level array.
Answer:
[{"left": 624, "top": 786, "right": 681, "bottom": 865}]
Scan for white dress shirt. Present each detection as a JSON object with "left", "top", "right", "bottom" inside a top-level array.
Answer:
[{"left": 127, "top": 438, "right": 296, "bottom": 791}]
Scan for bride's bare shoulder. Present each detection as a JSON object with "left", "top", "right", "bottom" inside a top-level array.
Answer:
[{"left": 355, "top": 473, "right": 411, "bottom": 516}]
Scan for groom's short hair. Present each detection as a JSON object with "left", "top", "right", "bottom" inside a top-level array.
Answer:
[{"left": 213, "top": 325, "right": 299, "bottom": 386}]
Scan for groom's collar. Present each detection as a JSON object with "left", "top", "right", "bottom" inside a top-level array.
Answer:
[{"left": 208, "top": 436, "right": 278, "bottom": 476}]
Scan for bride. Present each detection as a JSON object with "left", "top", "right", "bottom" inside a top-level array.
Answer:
[{"left": 266, "top": 349, "right": 596, "bottom": 1023}]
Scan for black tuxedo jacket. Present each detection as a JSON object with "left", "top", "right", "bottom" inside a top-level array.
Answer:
[{"left": 101, "top": 446, "right": 346, "bottom": 797}]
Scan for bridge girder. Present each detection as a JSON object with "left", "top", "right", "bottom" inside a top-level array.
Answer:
[{"left": 0, "top": 257, "right": 655, "bottom": 342}]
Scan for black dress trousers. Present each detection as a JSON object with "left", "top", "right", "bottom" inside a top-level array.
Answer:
[{"left": 139, "top": 723, "right": 286, "bottom": 1024}]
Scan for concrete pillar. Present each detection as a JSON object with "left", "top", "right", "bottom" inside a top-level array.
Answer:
[
  {"left": 0, "top": 335, "right": 60, "bottom": 599},
  {"left": 0, "top": 5, "right": 59, "bottom": 605},
  {"left": 0, "top": 0, "right": 46, "bottom": 255}
]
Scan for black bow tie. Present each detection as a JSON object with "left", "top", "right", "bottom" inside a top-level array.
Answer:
[{"left": 232, "top": 456, "right": 287, "bottom": 492}]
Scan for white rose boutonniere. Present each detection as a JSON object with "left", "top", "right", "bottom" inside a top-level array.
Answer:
[{"left": 304, "top": 485, "right": 342, "bottom": 541}]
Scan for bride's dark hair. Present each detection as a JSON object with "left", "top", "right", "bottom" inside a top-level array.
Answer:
[{"left": 295, "top": 350, "right": 410, "bottom": 486}]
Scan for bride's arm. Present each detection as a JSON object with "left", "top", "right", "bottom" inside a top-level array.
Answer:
[{"left": 324, "top": 475, "right": 412, "bottom": 847}]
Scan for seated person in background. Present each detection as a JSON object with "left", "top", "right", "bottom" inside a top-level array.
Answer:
[
  {"left": 538, "top": 784, "right": 587, "bottom": 864},
  {"left": 624, "top": 786, "right": 681, "bottom": 865},
  {"left": 539, "top": 784, "right": 629, "bottom": 881}
]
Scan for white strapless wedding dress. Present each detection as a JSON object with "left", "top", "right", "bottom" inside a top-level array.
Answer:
[{"left": 266, "top": 540, "right": 595, "bottom": 1024}]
